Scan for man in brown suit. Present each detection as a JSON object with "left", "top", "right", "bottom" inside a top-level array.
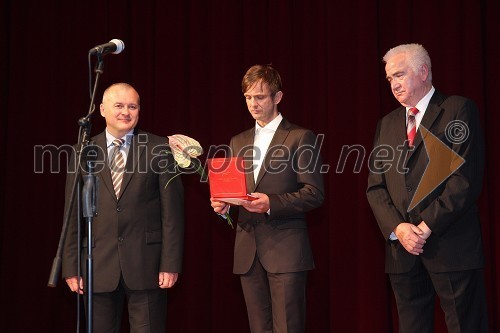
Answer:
[
  {"left": 62, "top": 83, "right": 184, "bottom": 332},
  {"left": 211, "top": 65, "right": 324, "bottom": 333}
]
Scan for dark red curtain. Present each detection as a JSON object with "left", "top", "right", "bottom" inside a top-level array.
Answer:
[{"left": 1, "top": 0, "right": 498, "bottom": 332}]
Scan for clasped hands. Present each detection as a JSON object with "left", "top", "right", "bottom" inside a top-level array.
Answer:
[
  {"left": 394, "top": 221, "right": 432, "bottom": 256},
  {"left": 210, "top": 192, "right": 270, "bottom": 214}
]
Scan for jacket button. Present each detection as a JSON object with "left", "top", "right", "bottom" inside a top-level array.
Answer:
[
  {"left": 116, "top": 206, "right": 122, "bottom": 212},
  {"left": 118, "top": 236, "right": 124, "bottom": 242}
]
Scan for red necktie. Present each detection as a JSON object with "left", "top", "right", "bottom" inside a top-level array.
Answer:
[{"left": 407, "top": 108, "right": 419, "bottom": 146}]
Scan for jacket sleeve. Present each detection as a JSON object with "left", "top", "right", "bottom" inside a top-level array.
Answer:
[
  {"left": 266, "top": 130, "right": 325, "bottom": 218},
  {"left": 366, "top": 120, "right": 406, "bottom": 239},
  {"left": 158, "top": 144, "right": 185, "bottom": 273}
]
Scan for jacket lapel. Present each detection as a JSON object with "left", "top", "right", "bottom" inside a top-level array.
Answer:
[
  {"left": 93, "top": 132, "right": 117, "bottom": 201},
  {"left": 119, "top": 130, "right": 146, "bottom": 200},
  {"left": 240, "top": 128, "right": 256, "bottom": 193},
  {"left": 388, "top": 108, "right": 411, "bottom": 189},
  {"left": 254, "top": 119, "right": 290, "bottom": 188},
  {"left": 394, "top": 107, "right": 408, "bottom": 147}
]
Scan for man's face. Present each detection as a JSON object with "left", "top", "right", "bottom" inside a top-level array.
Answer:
[
  {"left": 385, "top": 53, "right": 428, "bottom": 107},
  {"left": 244, "top": 80, "right": 282, "bottom": 127},
  {"left": 100, "top": 86, "right": 140, "bottom": 138}
]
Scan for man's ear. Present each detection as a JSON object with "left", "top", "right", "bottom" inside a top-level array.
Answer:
[
  {"left": 420, "top": 64, "right": 429, "bottom": 81},
  {"left": 100, "top": 103, "right": 105, "bottom": 117},
  {"left": 273, "top": 91, "right": 283, "bottom": 104}
]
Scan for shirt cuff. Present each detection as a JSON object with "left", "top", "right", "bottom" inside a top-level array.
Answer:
[{"left": 389, "top": 232, "right": 398, "bottom": 241}]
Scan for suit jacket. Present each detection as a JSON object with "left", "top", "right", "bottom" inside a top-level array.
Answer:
[
  {"left": 230, "top": 118, "right": 325, "bottom": 274},
  {"left": 367, "top": 90, "right": 485, "bottom": 274},
  {"left": 62, "top": 129, "right": 184, "bottom": 292}
]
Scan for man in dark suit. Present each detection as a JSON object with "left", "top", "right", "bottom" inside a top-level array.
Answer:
[
  {"left": 211, "top": 65, "right": 324, "bottom": 332},
  {"left": 62, "top": 83, "right": 184, "bottom": 332},
  {"left": 367, "top": 44, "right": 488, "bottom": 332}
]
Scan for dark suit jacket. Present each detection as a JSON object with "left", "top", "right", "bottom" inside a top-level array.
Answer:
[
  {"left": 367, "top": 90, "right": 485, "bottom": 274},
  {"left": 230, "top": 118, "right": 325, "bottom": 274},
  {"left": 62, "top": 129, "right": 184, "bottom": 292}
]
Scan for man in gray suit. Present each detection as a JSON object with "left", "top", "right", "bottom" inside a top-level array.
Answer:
[
  {"left": 367, "top": 44, "right": 488, "bottom": 332},
  {"left": 62, "top": 83, "right": 184, "bottom": 332},
  {"left": 211, "top": 64, "right": 324, "bottom": 333}
]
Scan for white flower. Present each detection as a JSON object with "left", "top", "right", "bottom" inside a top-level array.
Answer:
[
  {"left": 168, "top": 134, "right": 203, "bottom": 168},
  {"left": 165, "top": 134, "right": 234, "bottom": 228}
]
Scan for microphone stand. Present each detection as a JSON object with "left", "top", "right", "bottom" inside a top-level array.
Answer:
[{"left": 48, "top": 54, "right": 106, "bottom": 333}]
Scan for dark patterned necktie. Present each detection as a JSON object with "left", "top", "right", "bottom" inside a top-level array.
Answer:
[
  {"left": 407, "top": 108, "right": 419, "bottom": 146},
  {"left": 110, "top": 139, "right": 125, "bottom": 198}
]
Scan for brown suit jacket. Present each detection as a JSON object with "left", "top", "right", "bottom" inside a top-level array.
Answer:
[
  {"left": 230, "top": 118, "right": 325, "bottom": 274},
  {"left": 62, "top": 129, "right": 184, "bottom": 292},
  {"left": 367, "top": 90, "right": 485, "bottom": 274}
]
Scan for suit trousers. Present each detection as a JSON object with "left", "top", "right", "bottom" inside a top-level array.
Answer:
[
  {"left": 389, "top": 258, "right": 488, "bottom": 333},
  {"left": 240, "top": 255, "right": 307, "bottom": 333},
  {"left": 86, "top": 276, "right": 167, "bottom": 333}
]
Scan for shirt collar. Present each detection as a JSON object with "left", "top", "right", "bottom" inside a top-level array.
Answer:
[
  {"left": 406, "top": 86, "right": 435, "bottom": 116},
  {"left": 255, "top": 113, "right": 283, "bottom": 134},
  {"left": 105, "top": 129, "right": 134, "bottom": 148}
]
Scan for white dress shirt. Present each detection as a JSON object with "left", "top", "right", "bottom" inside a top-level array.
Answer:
[{"left": 253, "top": 113, "right": 283, "bottom": 182}]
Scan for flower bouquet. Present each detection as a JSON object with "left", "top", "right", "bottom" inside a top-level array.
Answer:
[{"left": 166, "top": 134, "right": 234, "bottom": 228}]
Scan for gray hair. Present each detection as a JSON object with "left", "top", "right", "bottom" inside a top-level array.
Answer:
[{"left": 383, "top": 43, "right": 432, "bottom": 82}]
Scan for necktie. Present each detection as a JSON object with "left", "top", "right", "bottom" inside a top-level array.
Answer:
[
  {"left": 407, "top": 107, "right": 419, "bottom": 146},
  {"left": 110, "top": 139, "right": 125, "bottom": 198}
]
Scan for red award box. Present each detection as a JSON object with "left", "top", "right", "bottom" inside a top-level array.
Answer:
[{"left": 207, "top": 157, "right": 257, "bottom": 205}]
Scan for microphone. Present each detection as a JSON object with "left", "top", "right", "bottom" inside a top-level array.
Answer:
[{"left": 89, "top": 39, "right": 125, "bottom": 55}]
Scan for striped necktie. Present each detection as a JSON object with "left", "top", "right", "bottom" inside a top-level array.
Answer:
[
  {"left": 110, "top": 139, "right": 125, "bottom": 198},
  {"left": 407, "top": 107, "right": 419, "bottom": 146}
]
